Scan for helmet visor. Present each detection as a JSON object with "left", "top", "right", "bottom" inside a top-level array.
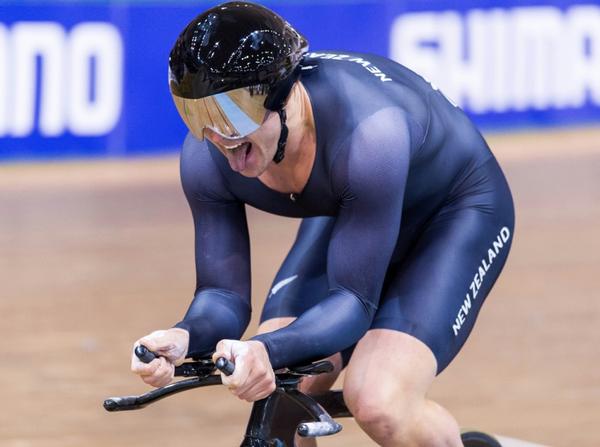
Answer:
[{"left": 171, "top": 87, "right": 269, "bottom": 141}]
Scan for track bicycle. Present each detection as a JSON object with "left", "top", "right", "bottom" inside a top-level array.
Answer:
[{"left": 104, "top": 346, "right": 502, "bottom": 447}]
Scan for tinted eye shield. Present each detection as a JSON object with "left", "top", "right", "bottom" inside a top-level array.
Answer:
[{"left": 170, "top": 83, "right": 270, "bottom": 141}]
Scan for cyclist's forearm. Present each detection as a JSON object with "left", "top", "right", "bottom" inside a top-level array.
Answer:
[
  {"left": 174, "top": 288, "right": 251, "bottom": 358},
  {"left": 252, "top": 288, "right": 374, "bottom": 369}
]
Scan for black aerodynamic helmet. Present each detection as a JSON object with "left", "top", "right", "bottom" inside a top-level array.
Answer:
[{"left": 168, "top": 1, "right": 309, "bottom": 144}]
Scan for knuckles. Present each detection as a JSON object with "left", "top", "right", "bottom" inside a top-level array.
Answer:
[{"left": 218, "top": 340, "right": 275, "bottom": 402}]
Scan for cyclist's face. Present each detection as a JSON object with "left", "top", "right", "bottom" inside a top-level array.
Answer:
[{"left": 205, "top": 111, "right": 280, "bottom": 177}]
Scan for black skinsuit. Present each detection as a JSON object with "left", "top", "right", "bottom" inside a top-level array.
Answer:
[{"left": 175, "top": 51, "right": 515, "bottom": 373}]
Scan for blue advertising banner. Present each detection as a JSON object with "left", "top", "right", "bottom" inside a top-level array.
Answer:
[{"left": 1, "top": 0, "right": 599, "bottom": 160}]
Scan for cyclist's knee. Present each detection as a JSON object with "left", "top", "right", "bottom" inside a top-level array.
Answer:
[
  {"left": 344, "top": 380, "right": 422, "bottom": 442},
  {"left": 345, "top": 383, "right": 404, "bottom": 423}
]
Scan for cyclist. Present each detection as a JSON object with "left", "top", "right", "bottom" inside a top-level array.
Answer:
[{"left": 131, "top": 2, "right": 515, "bottom": 446}]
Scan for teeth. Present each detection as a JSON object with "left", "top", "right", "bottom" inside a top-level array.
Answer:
[{"left": 225, "top": 142, "right": 245, "bottom": 151}]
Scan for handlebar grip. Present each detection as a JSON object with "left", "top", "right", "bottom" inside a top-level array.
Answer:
[
  {"left": 135, "top": 345, "right": 158, "bottom": 363},
  {"left": 104, "top": 396, "right": 141, "bottom": 412},
  {"left": 215, "top": 357, "right": 235, "bottom": 376},
  {"left": 297, "top": 421, "right": 343, "bottom": 437}
]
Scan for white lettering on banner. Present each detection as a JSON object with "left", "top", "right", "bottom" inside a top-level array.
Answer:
[
  {"left": 452, "top": 226, "right": 511, "bottom": 337},
  {"left": 12, "top": 22, "right": 66, "bottom": 137},
  {"left": 68, "top": 23, "right": 123, "bottom": 135},
  {"left": 390, "top": 5, "right": 600, "bottom": 113},
  {"left": 0, "top": 22, "right": 123, "bottom": 138},
  {"left": 568, "top": 6, "right": 600, "bottom": 106}
]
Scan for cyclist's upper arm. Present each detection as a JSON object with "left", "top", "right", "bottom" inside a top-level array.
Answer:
[
  {"left": 326, "top": 107, "right": 411, "bottom": 311},
  {"left": 180, "top": 134, "right": 251, "bottom": 300}
]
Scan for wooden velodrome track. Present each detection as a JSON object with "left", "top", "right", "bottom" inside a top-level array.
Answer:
[{"left": 1, "top": 127, "right": 599, "bottom": 447}]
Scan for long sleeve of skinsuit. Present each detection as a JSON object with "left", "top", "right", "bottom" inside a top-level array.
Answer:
[
  {"left": 173, "top": 140, "right": 252, "bottom": 358},
  {"left": 252, "top": 110, "right": 410, "bottom": 368}
]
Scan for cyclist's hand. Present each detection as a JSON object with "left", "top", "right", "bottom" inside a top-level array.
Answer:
[
  {"left": 130, "top": 328, "right": 189, "bottom": 387},
  {"left": 213, "top": 339, "right": 276, "bottom": 402}
]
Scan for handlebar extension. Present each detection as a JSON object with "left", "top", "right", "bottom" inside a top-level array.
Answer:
[{"left": 134, "top": 344, "right": 235, "bottom": 376}]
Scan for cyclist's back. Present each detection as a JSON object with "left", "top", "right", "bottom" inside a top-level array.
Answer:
[{"left": 302, "top": 50, "right": 495, "bottom": 212}]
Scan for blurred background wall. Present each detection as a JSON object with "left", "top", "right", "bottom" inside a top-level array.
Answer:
[{"left": 2, "top": 0, "right": 600, "bottom": 160}]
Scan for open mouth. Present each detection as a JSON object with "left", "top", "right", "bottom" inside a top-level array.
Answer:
[
  {"left": 226, "top": 141, "right": 252, "bottom": 172},
  {"left": 225, "top": 141, "right": 246, "bottom": 151}
]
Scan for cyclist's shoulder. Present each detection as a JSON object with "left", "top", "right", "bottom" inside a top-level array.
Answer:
[
  {"left": 305, "top": 50, "right": 407, "bottom": 78},
  {"left": 303, "top": 51, "right": 430, "bottom": 151},
  {"left": 180, "top": 133, "right": 234, "bottom": 201},
  {"left": 304, "top": 50, "right": 433, "bottom": 99},
  {"left": 328, "top": 107, "right": 413, "bottom": 190},
  {"left": 181, "top": 133, "right": 216, "bottom": 181}
]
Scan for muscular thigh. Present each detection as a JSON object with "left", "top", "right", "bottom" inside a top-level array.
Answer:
[
  {"left": 372, "top": 157, "right": 515, "bottom": 374},
  {"left": 344, "top": 329, "right": 437, "bottom": 410}
]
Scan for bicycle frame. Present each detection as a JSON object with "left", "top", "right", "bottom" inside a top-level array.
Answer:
[
  {"left": 105, "top": 359, "right": 348, "bottom": 446},
  {"left": 105, "top": 356, "right": 502, "bottom": 447},
  {"left": 240, "top": 374, "right": 346, "bottom": 446}
]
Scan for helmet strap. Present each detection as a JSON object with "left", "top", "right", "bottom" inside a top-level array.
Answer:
[
  {"left": 266, "top": 62, "right": 315, "bottom": 164},
  {"left": 273, "top": 108, "right": 288, "bottom": 164}
]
